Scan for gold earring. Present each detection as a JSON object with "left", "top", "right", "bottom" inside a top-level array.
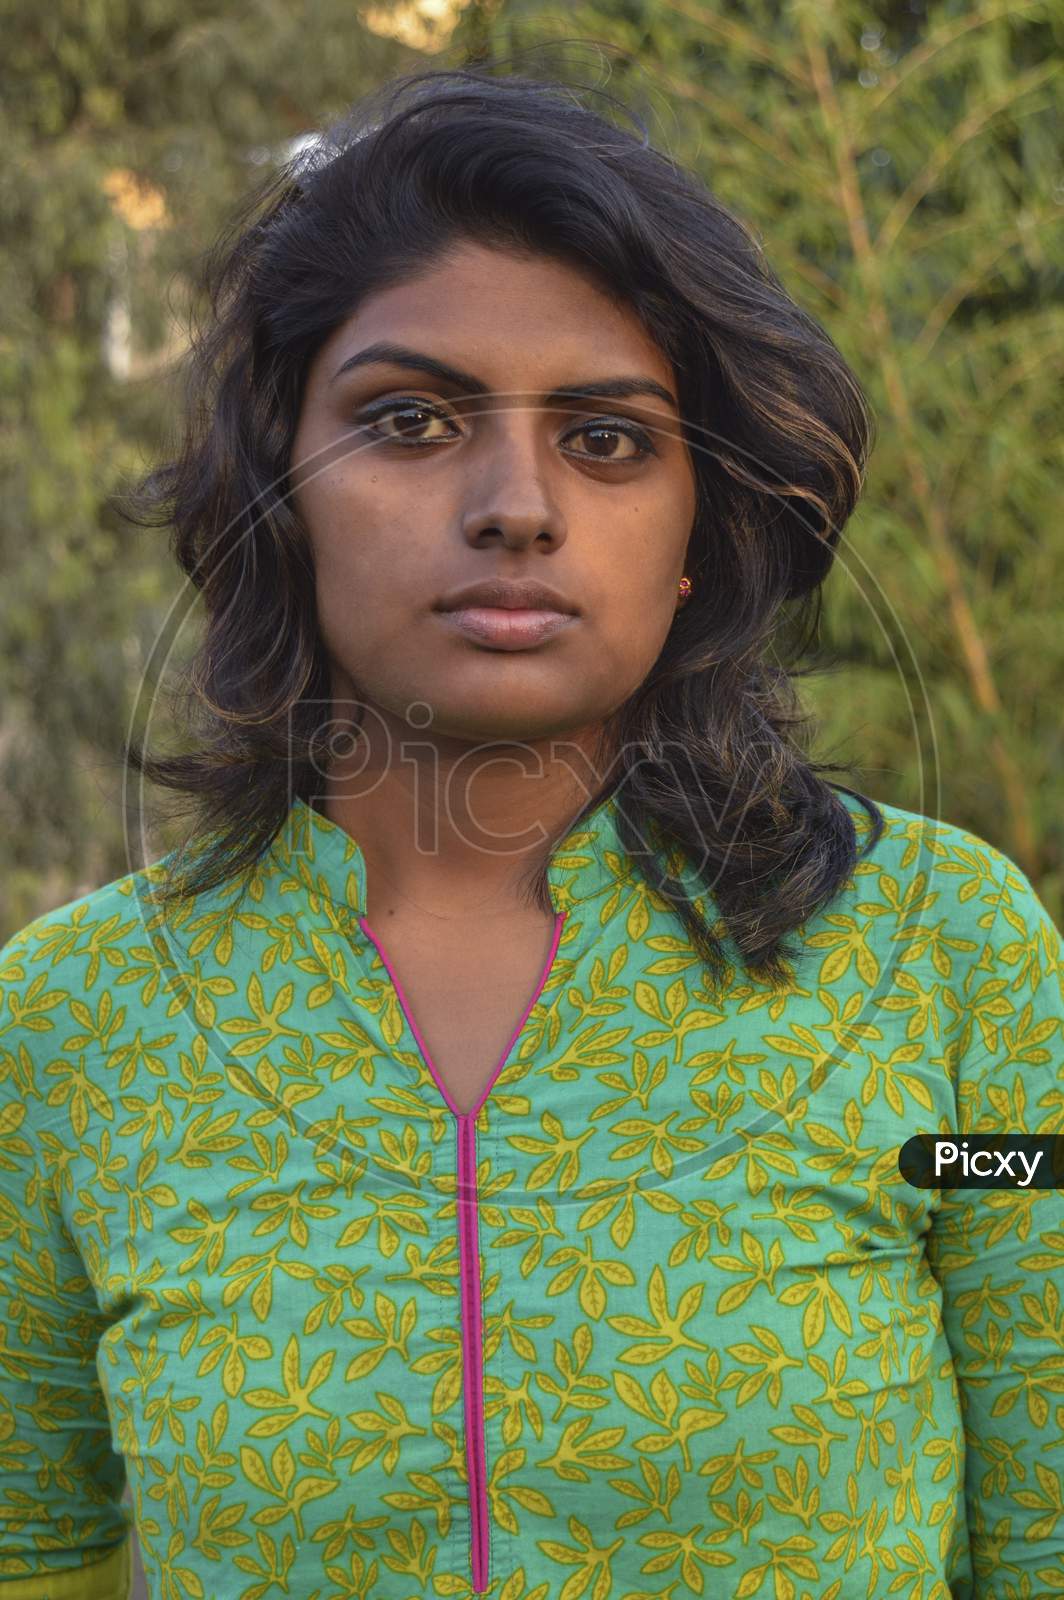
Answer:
[{"left": 678, "top": 576, "right": 693, "bottom": 601}]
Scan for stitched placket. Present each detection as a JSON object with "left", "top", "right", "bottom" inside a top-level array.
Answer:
[{"left": 358, "top": 910, "right": 567, "bottom": 1594}]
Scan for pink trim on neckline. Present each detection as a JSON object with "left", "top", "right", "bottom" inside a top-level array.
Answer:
[
  {"left": 357, "top": 912, "right": 566, "bottom": 1120},
  {"left": 356, "top": 909, "right": 568, "bottom": 1593}
]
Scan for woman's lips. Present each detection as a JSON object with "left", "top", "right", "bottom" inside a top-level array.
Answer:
[{"left": 437, "top": 607, "right": 579, "bottom": 649}]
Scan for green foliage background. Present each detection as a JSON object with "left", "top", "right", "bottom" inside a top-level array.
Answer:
[{"left": 2, "top": 0, "right": 1062, "bottom": 945}]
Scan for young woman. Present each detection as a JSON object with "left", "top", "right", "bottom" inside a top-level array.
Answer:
[{"left": 1, "top": 64, "right": 1061, "bottom": 1600}]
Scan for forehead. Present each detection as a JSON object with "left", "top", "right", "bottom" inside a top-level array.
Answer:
[{"left": 313, "top": 240, "right": 675, "bottom": 386}]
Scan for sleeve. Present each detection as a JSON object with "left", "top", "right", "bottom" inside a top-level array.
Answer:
[
  {"left": 0, "top": 932, "right": 132, "bottom": 1597},
  {"left": 925, "top": 853, "right": 1064, "bottom": 1599}
]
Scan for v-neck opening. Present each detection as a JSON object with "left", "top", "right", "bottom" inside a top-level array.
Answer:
[{"left": 357, "top": 909, "right": 568, "bottom": 1121}]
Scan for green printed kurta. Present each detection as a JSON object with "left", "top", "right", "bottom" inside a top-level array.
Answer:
[{"left": 0, "top": 788, "right": 1062, "bottom": 1600}]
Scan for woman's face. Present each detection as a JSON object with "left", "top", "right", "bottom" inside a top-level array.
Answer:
[{"left": 290, "top": 239, "right": 697, "bottom": 763}]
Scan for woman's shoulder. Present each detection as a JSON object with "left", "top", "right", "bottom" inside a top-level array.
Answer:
[
  {"left": 838, "top": 786, "right": 1033, "bottom": 888},
  {"left": 831, "top": 785, "right": 1060, "bottom": 978},
  {"left": 0, "top": 852, "right": 174, "bottom": 999}
]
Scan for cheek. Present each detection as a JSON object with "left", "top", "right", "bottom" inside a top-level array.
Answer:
[
  {"left": 312, "top": 549, "right": 387, "bottom": 660},
  {"left": 583, "top": 588, "right": 677, "bottom": 686},
  {"left": 310, "top": 529, "right": 429, "bottom": 696},
  {"left": 296, "top": 467, "right": 419, "bottom": 627}
]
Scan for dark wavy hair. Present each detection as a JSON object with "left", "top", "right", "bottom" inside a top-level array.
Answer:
[{"left": 122, "top": 56, "right": 885, "bottom": 992}]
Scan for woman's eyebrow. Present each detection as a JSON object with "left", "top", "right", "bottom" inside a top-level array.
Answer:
[{"left": 328, "top": 340, "right": 679, "bottom": 412}]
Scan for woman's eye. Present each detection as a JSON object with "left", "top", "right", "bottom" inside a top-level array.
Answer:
[
  {"left": 572, "top": 422, "right": 656, "bottom": 462},
  {"left": 356, "top": 400, "right": 656, "bottom": 461},
  {"left": 358, "top": 401, "right": 458, "bottom": 445}
]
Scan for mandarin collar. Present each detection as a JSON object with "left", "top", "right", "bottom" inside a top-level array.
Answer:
[
  {"left": 260, "top": 790, "right": 646, "bottom": 920},
  {"left": 140, "top": 786, "right": 717, "bottom": 965}
]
